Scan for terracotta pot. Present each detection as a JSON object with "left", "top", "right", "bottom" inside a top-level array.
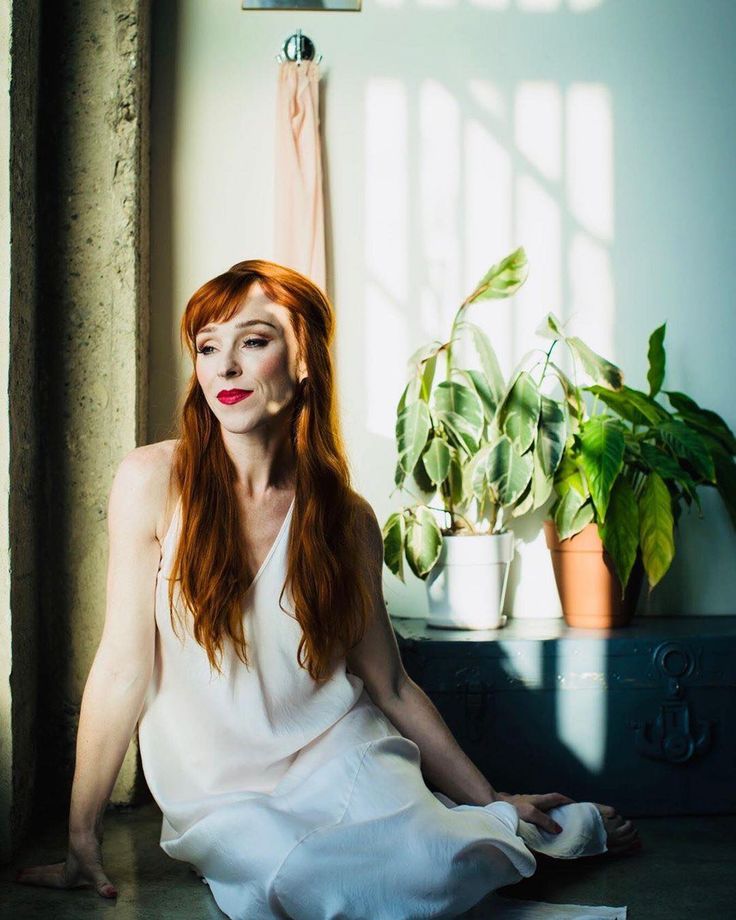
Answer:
[{"left": 543, "top": 520, "right": 644, "bottom": 628}]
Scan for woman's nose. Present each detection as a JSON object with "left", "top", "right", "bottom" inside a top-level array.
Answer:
[{"left": 217, "top": 354, "right": 241, "bottom": 377}]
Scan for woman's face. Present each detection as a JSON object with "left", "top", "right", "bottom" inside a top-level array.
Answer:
[{"left": 194, "top": 282, "right": 305, "bottom": 434}]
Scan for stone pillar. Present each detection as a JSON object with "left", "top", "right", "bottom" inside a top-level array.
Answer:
[
  {"left": 1, "top": 0, "right": 42, "bottom": 864},
  {"left": 33, "top": 0, "right": 151, "bottom": 824}
]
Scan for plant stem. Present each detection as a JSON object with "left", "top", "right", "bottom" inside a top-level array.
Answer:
[{"left": 537, "top": 340, "right": 557, "bottom": 387}]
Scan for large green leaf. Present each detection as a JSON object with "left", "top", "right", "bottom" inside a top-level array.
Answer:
[
  {"left": 396, "top": 399, "right": 431, "bottom": 475},
  {"left": 447, "top": 447, "right": 466, "bottom": 507},
  {"left": 439, "top": 411, "right": 480, "bottom": 456},
  {"left": 585, "top": 385, "right": 668, "bottom": 427},
  {"left": 531, "top": 441, "right": 555, "bottom": 511},
  {"left": 554, "top": 488, "right": 593, "bottom": 540},
  {"left": 485, "top": 436, "right": 534, "bottom": 506},
  {"left": 647, "top": 324, "right": 666, "bottom": 397},
  {"left": 405, "top": 506, "right": 443, "bottom": 579},
  {"left": 396, "top": 375, "right": 422, "bottom": 416},
  {"left": 536, "top": 394, "right": 566, "bottom": 476},
  {"left": 499, "top": 371, "right": 541, "bottom": 454},
  {"left": 554, "top": 449, "right": 589, "bottom": 501},
  {"left": 420, "top": 354, "right": 437, "bottom": 401},
  {"left": 638, "top": 442, "right": 699, "bottom": 509},
  {"left": 600, "top": 477, "right": 640, "bottom": 595},
  {"left": 412, "top": 448, "right": 437, "bottom": 497},
  {"left": 658, "top": 420, "right": 715, "bottom": 482},
  {"left": 421, "top": 437, "right": 451, "bottom": 486},
  {"left": 469, "top": 246, "right": 528, "bottom": 302},
  {"left": 550, "top": 361, "right": 584, "bottom": 423},
  {"left": 382, "top": 511, "right": 406, "bottom": 581},
  {"left": 463, "top": 322, "right": 505, "bottom": 406},
  {"left": 578, "top": 416, "right": 625, "bottom": 523},
  {"left": 434, "top": 381, "right": 484, "bottom": 437},
  {"left": 511, "top": 480, "right": 534, "bottom": 518},
  {"left": 467, "top": 445, "right": 493, "bottom": 501},
  {"left": 457, "top": 367, "right": 497, "bottom": 423},
  {"left": 639, "top": 441, "right": 688, "bottom": 482},
  {"left": 665, "top": 391, "right": 736, "bottom": 454},
  {"left": 567, "top": 336, "right": 624, "bottom": 390},
  {"left": 638, "top": 472, "right": 675, "bottom": 589}
]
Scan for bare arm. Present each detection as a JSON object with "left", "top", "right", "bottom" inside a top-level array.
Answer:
[
  {"left": 345, "top": 499, "right": 571, "bottom": 833},
  {"left": 17, "top": 445, "right": 167, "bottom": 898},
  {"left": 69, "top": 445, "right": 165, "bottom": 837}
]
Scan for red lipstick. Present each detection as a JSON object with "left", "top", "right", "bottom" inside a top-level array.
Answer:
[{"left": 217, "top": 389, "right": 253, "bottom": 405}]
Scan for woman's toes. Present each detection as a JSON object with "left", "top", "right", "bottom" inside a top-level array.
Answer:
[
  {"left": 593, "top": 802, "right": 617, "bottom": 819},
  {"left": 593, "top": 803, "right": 640, "bottom": 853}
]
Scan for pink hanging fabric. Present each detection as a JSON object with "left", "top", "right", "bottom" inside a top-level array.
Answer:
[{"left": 273, "top": 60, "right": 326, "bottom": 294}]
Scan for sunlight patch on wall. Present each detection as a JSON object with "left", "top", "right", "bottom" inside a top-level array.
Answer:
[
  {"left": 566, "top": 83, "right": 614, "bottom": 242},
  {"left": 515, "top": 82, "right": 562, "bottom": 182},
  {"left": 563, "top": 82, "right": 615, "bottom": 361},
  {"left": 566, "top": 233, "right": 616, "bottom": 361},
  {"left": 365, "top": 79, "right": 410, "bottom": 439},
  {"left": 567, "top": 0, "right": 605, "bottom": 10},
  {"left": 516, "top": 173, "right": 562, "bottom": 355},
  {"left": 517, "top": 0, "right": 559, "bottom": 12},
  {"left": 464, "top": 117, "right": 514, "bottom": 373},
  {"left": 419, "top": 79, "right": 462, "bottom": 336},
  {"left": 469, "top": 0, "right": 510, "bottom": 10},
  {"left": 517, "top": 0, "right": 606, "bottom": 11}
]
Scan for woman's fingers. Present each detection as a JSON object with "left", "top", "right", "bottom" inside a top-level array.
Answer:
[
  {"left": 529, "top": 807, "right": 562, "bottom": 834},
  {"left": 534, "top": 792, "right": 577, "bottom": 809}
]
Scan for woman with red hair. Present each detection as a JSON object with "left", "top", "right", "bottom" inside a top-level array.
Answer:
[{"left": 16, "top": 260, "right": 638, "bottom": 918}]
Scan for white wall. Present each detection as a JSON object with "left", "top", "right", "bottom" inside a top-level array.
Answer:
[{"left": 150, "top": 0, "right": 736, "bottom": 618}]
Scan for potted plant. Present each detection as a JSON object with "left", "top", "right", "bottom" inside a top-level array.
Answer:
[
  {"left": 382, "top": 247, "right": 568, "bottom": 629},
  {"left": 539, "top": 314, "right": 736, "bottom": 627}
]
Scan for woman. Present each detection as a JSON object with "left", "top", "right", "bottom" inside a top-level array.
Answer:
[{"left": 16, "top": 260, "right": 639, "bottom": 918}]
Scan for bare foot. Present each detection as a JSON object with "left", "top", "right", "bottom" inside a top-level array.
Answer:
[{"left": 593, "top": 803, "right": 641, "bottom": 855}]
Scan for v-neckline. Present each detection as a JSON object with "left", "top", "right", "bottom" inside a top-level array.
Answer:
[{"left": 246, "top": 495, "right": 296, "bottom": 593}]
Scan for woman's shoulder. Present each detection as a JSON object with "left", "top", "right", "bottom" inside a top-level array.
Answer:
[
  {"left": 120, "top": 439, "right": 178, "bottom": 482},
  {"left": 115, "top": 439, "right": 180, "bottom": 545}
]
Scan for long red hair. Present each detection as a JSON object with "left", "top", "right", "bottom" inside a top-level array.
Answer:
[{"left": 166, "top": 259, "right": 371, "bottom": 683}]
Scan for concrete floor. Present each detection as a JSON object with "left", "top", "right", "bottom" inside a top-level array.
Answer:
[{"left": 1, "top": 802, "right": 733, "bottom": 919}]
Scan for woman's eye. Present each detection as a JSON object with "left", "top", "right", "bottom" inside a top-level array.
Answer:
[{"left": 196, "top": 338, "right": 268, "bottom": 355}]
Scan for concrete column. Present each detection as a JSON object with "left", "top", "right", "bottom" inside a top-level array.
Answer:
[
  {"left": 1, "top": 0, "right": 42, "bottom": 864},
  {"left": 33, "top": 0, "right": 151, "bottom": 825}
]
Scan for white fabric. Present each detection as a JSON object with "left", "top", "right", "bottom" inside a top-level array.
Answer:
[{"left": 137, "top": 495, "right": 619, "bottom": 920}]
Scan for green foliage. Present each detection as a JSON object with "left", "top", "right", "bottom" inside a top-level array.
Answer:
[
  {"left": 383, "top": 246, "right": 566, "bottom": 581},
  {"left": 548, "top": 319, "right": 736, "bottom": 595}
]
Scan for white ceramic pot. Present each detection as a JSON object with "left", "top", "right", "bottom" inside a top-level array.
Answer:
[{"left": 425, "top": 531, "right": 514, "bottom": 630}]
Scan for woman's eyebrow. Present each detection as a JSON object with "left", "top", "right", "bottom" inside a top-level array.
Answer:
[{"left": 196, "top": 318, "right": 278, "bottom": 336}]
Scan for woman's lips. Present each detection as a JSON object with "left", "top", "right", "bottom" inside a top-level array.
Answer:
[{"left": 217, "top": 390, "right": 253, "bottom": 405}]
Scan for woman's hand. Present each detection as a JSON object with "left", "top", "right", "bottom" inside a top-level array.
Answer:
[
  {"left": 15, "top": 831, "right": 117, "bottom": 899},
  {"left": 495, "top": 791, "right": 577, "bottom": 834}
]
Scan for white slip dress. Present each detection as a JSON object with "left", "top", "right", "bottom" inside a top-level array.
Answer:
[{"left": 137, "top": 495, "right": 609, "bottom": 920}]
